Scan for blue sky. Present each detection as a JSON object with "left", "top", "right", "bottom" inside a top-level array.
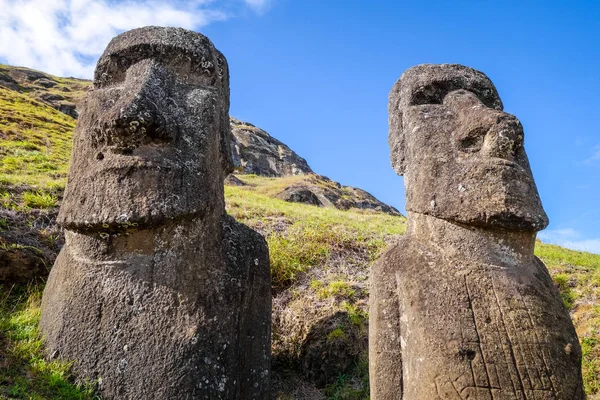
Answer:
[{"left": 1, "top": 0, "right": 599, "bottom": 253}]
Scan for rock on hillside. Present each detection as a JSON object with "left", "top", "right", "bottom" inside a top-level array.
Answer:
[
  {"left": 274, "top": 174, "right": 401, "bottom": 215},
  {"left": 231, "top": 117, "right": 314, "bottom": 176}
]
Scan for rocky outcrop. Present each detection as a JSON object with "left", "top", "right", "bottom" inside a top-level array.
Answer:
[
  {"left": 230, "top": 117, "right": 313, "bottom": 177},
  {"left": 369, "top": 64, "right": 583, "bottom": 400},
  {"left": 228, "top": 120, "right": 399, "bottom": 215},
  {"left": 40, "top": 27, "right": 271, "bottom": 399},
  {"left": 273, "top": 174, "right": 400, "bottom": 215},
  {"left": 277, "top": 186, "right": 323, "bottom": 207}
]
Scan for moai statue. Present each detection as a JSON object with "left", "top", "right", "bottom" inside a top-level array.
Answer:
[
  {"left": 40, "top": 27, "right": 271, "bottom": 400},
  {"left": 369, "top": 64, "right": 584, "bottom": 400}
]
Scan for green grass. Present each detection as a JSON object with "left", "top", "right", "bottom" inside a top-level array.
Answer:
[
  {"left": 0, "top": 87, "right": 74, "bottom": 190},
  {"left": 312, "top": 279, "right": 357, "bottom": 300},
  {"left": 0, "top": 189, "right": 60, "bottom": 212},
  {"left": 535, "top": 241, "right": 600, "bottom": 397},
  {"left": 0, "top": 285, "right": 98, "bottom": 399},
  {"left": 225, "top": 179, "right": 405, "bottom": 290}
]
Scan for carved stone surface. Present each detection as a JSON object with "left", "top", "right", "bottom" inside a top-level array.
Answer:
[
  {"left": 369, "top": 64, "right": 584, "bottom": 399},
  {"left": 40, "top": 27, "right": 271, "bottom": 399}
]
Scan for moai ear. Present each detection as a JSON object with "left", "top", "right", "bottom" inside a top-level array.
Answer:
[
  {"left": 388, "top": 81, "right": 406, "bottom": 176},
  {"left": 215, "top": 50, "right": 234, "bottom": 177}
]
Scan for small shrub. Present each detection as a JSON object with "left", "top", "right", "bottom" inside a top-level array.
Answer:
[
  {"left": 552, "top": 273, "right": 577, "bottom": 310},
  {"left": 341, "top": 302, "right": 368, "bottom": 328},
  {"left": 0, "top": 191, "right": 12, "bottom": 208},
  {"left": 22, "top": 191, "right": 57, "bottom": 209},
  {"left": 327, "top": 327, "right": 345, "bottom": 342}
]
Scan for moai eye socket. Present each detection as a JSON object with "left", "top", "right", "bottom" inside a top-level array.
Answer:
[{"left": 410, "top": 85, "right": 446, "bottom": 105}]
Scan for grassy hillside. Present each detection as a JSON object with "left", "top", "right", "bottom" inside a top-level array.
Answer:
[
  {"left": 0, "top": 86, "right": 74, "bottom": 189},
  {"left": 1, "top": 66, "right": 599, "bottom": 399}
]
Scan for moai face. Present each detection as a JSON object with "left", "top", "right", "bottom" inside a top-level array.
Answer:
[
  {"left": 58, "top": 27, "right": 233, "bottom": 232},
  {"left": 389, "top": 64, "right": 548, "bottom": 231}
]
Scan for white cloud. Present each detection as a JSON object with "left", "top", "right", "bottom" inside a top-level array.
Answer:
[
  {"left": 560, "top": 239, "right": 600, "bottom": 254},
  {"left": 539, "top": 228, "right": 600, "bottom": 254},
  {"left": 583, "top": 144, "right": 600, "bottom": 164},
  {"left": 243, "top": 0, "right": 272, "bottom": 13},
  {"left": 0, "top": 0, "right": 269, "bottom": 78}
]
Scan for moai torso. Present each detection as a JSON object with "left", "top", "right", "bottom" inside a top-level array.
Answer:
[
  {"left": 40, "top": 27, "right": 271, "bottom": 400},
  {"left": 369, "top": 64, "right": 584, "bottom": 400}
]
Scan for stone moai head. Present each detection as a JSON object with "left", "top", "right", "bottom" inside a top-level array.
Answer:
[
  {"left": 389, "top": 64, "right": 548, "bottom": 231},
  {"left": 58, "top": 26, "right": 233, "bottom": 232}
]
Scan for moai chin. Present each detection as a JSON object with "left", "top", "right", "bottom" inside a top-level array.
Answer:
[
  {"left": 40, "top": 27, "right": 271, "bottom": 400},
  {"left": 369, "top": 64, "right": 584, "bottom": 400}
]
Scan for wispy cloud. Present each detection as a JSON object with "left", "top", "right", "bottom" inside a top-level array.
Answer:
[
  {"left": 583, "top": 144, "right": 600, "bottom": 165},
  {"left": 243, "top": 0, "right": 273, "bottom": 13},
  {"left": 539, "top": 228, "right": 600, "bottom": 254},
  {"left": 0, "top": 0, "right": 271, "bottom": 78}
]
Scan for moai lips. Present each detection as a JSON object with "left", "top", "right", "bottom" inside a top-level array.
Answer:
[
  {"left": 369, "top": 64, "right": 584, "bottom": 400},
  {"left": 40, "top": 27, "right": 271, "bottom": 400}
]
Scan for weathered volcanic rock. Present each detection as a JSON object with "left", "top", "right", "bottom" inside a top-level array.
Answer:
[
  {"left": 230, "top": 117, "right": 313, "bottom": 177},
  {"left": 224, "top": 173, "right": 247, "bottom": 186},
  {"left": 276, "top": 186, "right": 323, "bottom": 207},
  {"left": 369, "top": 64, "right": 584, "bottom": 399},
  {"left": 40, "top": 27, "right": 271, "bottom": 400},
  {"left": 274, "top": 174, "right": 400, "bottom": 215}
]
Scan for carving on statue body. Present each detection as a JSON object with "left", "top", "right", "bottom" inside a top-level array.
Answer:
[
  {"left": 369, "top": 64, "right": 584, "bottom": 400},
  {"left": 40, "top": 27, "right": 271, "bottom": 400}
]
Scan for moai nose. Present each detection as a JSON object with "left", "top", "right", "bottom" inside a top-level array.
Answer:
[
  {"left": 480, "top": 114, "right": 524, "bottom": 160},
  {"left": 444, "top": 90, "right": 523, "bottom": 160},
  {"left": 108, "top": 62, "right": 171, "bottom": 153}
]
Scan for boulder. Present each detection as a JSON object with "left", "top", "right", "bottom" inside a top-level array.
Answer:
[
  {"left": 230, "top": 117, "right": 313, "bottom": 177},
  {"left": 224, "top": 173, "right": 248, "bottom": 186},
  {"left": 276, "top": 187, "right": 322, "bottom": 206}
]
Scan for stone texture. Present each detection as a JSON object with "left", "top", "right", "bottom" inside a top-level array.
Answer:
[
  {"left": 224, "top": 173, "right": 248, "bottom": 186},
  {"left": 40, "top": 26, "right": 271, "bottom": 399},
  {"left": 230, "top": 117, "right": 313, "bottom": 177},
  {"left": 276, "top": 186, "right": 323, "bottom": 207},
  {"left": 369, "top": 64, "right": 584, "bottom": 399}
]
